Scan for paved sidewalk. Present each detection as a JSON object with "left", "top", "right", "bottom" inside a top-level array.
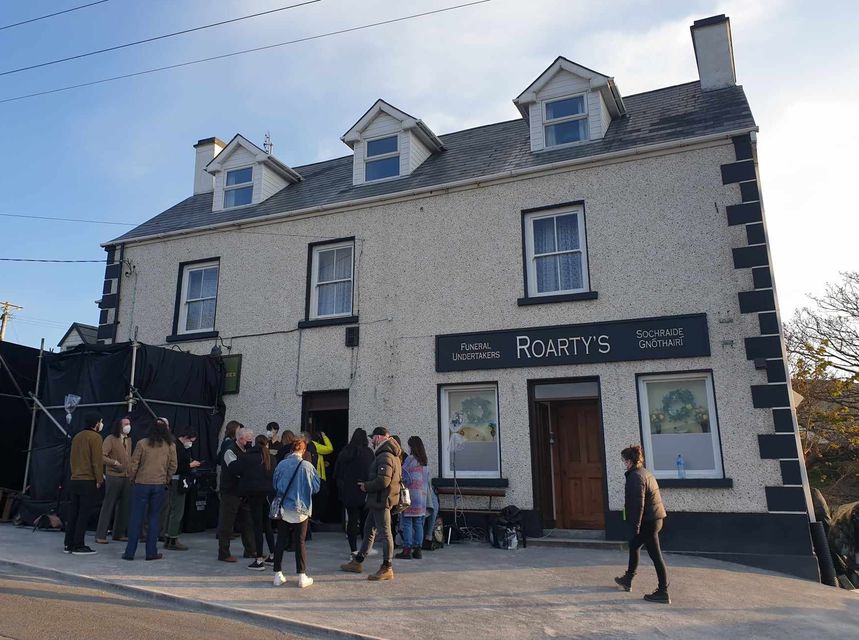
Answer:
[{"left": 0, "top": 523, "right": 856, "bottom": 639}]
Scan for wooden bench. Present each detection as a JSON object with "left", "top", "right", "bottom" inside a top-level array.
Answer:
[{"left": 435, "top": 485, "right": 506, "bottom": 510}]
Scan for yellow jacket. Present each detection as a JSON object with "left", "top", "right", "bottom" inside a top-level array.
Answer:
[{"left": 312, "top": 434, "right": 333, "bottom": 481}]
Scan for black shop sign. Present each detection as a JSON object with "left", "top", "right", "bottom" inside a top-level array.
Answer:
[{"left": 435, "top": 313, "right": 710, "bottom": 372}]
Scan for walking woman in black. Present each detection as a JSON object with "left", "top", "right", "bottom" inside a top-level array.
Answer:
[
  {"left": 236, "top": 434, "right": 276, "bottom": 570},
  {"left": 334, "top": 428, "right": 374, "bottom": 559},
  {"left": 614, "top": 444, "right": 670, "bottom": 604}
]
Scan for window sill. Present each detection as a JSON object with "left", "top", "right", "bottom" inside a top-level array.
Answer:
[
  {"left": 298, "top": 315, "right": 359, "bottom": 329},
  {"left": 517, "top": 291, "right": 598, "bottom": 306},
  {"left": 431, "top": 478, "right": 509, "bottom": 488},
  {"left": 165, "top": 330, "right": 219, "bottom": 343},
  {"left": 658, "top": 478, "right": 733, "bottom": 489}
]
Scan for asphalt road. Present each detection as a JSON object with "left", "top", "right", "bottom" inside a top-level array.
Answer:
[{"left": 0, "top": 567, "right": 301, "bottom": 640}]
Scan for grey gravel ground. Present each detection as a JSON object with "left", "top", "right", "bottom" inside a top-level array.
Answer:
[
  {"left": 0, "top": 523, "right": 856, "bottom": 639},
  {"left": 0, "top": 566, "right": 303, "bottom": 640}
]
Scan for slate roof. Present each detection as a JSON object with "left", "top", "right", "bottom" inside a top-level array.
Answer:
[
  {"left": 58, "top": 323, "right": 99, "bottom": 348},
  {"left": 109, "top": 81, "right": 755, "bottom": 244}
]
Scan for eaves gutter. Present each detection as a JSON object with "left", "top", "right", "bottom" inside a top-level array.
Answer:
[{"left": 104, "top": 125, "right": 757, "bottom": 248}]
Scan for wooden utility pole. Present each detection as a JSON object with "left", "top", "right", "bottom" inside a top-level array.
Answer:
[{"left": 0, "top": 301, "right": 23, "bottom": 342}]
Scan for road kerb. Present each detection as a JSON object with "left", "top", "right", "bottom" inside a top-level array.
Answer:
[{"left": 0, "top": 558, "right": 385, "bottom": 640}]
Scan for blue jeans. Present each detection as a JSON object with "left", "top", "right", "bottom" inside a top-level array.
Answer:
[
  {"left": 401, "top": 515, "right": 424, "bottom": 549},
  {"left": 124, "top": 484, "right": 167, "bottom": 559}
]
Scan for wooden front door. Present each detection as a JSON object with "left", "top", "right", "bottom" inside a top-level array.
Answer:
[{"left": 552, "top": 400, "right": 605, "bottom": 529}]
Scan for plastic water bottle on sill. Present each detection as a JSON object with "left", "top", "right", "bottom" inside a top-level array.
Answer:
[{"left": 676, "top": 454, "right": 687, "bottom": 479}]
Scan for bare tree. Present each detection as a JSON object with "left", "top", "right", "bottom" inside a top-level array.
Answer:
[{"left": 785, "top": 272, "right": 859, "bottom": 487}]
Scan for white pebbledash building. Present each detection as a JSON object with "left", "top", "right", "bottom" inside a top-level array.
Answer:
[{"left": 98, "top": 16, "right": 820, "bottom": 579}]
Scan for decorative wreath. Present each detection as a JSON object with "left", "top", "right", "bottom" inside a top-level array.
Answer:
[{"left": 662, "top": 388, "right": 696, "bottom": 421}]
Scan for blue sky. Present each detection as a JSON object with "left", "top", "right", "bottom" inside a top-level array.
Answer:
[{"left": 1, "top": 0, "right": 857, "bottom": 348}]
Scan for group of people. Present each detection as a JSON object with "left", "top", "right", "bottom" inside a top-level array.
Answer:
[
  {"left": 63, "top": 414, "right": 435, "bottom": 588},
  {"left": 62, "top": 413, "right": 671, "bottom": 601}
]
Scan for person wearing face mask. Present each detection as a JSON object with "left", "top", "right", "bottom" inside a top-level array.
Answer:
[
  {"left": 266, "top": 422, "right": 281, "bottom": 455},
  {"left": 614, "top": 444, "right": 670, "bottom": 604},
  {"left": 64, "top": 412, "right": 106, "bottom": 555},
  {"left": 163, "top": 433, "right": 201, "bottom": 551},
  {"left": 217, "top": 426, "right": 257, "bottom": 562},
  {"left": 95, "top": 417, "right": 133, "bottom": 544}
]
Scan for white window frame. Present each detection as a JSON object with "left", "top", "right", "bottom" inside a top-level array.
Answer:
[
  {"left": 439, "top": 383, "right": 502, "bottom": 480},
  {"left": 542, "top": 93, "right": 589, "bottom": 148},
  {"left": 523, "top": 206, "right": 589, "bottom": 297},
  {"left": 177, "top": 260, "right": 219, "bottom": 335},
  {"left": 223, "top": 165, "right": 254, "bottom": 209},
  {"left": 637, "top": 371, "right": 724, "bottom": 480},
  {"left": 309, "top": 241, "right": 355, "bottom": 320},
  {"left": 364, "top": 134, "right": 400, "bottom": 182}
]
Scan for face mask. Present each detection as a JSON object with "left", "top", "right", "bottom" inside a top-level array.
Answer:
[
  {"left": 122, "top": 424, "right": 131, "bottom": 435},
  {"left": 265, "top": 431, "right": 272, "bottom": 439},
  {"left": 183, "top": 441, "right": 193, "bottom": 449}
]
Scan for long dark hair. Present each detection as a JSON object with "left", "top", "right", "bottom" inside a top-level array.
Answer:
[
  {"left": 147, "top": 418, "right": 173, "bottom": 447},
  {"left": 347, "top": 428, "right": 368, "bottom": 449},
  {"left": 407, "top": 436, "right": 428, "bottom": 466},
  {"left": 111, "top": 416, "right": 129, "bottom": 438},
  {"left": 255, "top": 434, "right": 271, "bottom": 473}
]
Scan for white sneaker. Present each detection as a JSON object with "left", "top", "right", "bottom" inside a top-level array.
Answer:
[
  {"left": 273, "top": 571, "right": 287, "bottom": 587},
  {"left": 297, "top": 573, "right": 314, "bottom": 589}
]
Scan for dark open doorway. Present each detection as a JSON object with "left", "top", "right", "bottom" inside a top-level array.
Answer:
[
  {"left": 529, "top": 378, "right": 607, "bottom": 530},
  {"left": 301, "top": 390, "right": 349, "bottom": 525}
]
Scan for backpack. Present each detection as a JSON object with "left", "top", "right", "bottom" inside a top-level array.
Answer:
[
  {"left": 489, "top": 505, "right": 526, "bottom": 550},
  {"left": 422, "top": 516, "right": 445, "bottom": 551}
]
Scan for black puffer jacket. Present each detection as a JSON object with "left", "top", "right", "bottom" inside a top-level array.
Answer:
[
  {"left": 233, "top": 445, "right": 274, "bottom": 496},
  {"left": 624, "top": 465, "right": 667, "bottom": 533},
  {"left": 363, "top": 438, "right": 402, "bottom": 510},
  {"left": 334, "top": 444, "right": 374, "bottom": 508}
]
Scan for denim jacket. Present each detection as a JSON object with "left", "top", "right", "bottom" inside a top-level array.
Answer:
[{"left": 273, "top": 453, "right": 320, "bottom": 516}]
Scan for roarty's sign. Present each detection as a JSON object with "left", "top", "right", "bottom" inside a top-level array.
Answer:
[{"left": 435, "top": 314, "right": 710, "bottom": 372}]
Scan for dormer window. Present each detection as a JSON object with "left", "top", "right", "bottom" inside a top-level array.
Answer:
[
  {"left": 365, "top": 135, "right": 400, "bottom": 181},
  {"left": 205, "top": 134, "right": 301, "bottom": 213},
  {"left": 513, "top": 57, "right": 626, "bottom": 153},
  {"left": 544, "top": 94, "right": 588, "bottom": 147},
  {"left": 342, "top": 99, "right": 444, "bottom": 186},
  {"left": 224, "top": 167, "right": 253, "bottom": 208}
]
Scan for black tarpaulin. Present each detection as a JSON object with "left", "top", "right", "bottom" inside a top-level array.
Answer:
[
  {"left": 0, "top": 341, "right": 39, "bottom": 491},
  {"left": 27, "top": 342, "right": 225, "bottom": 502}
]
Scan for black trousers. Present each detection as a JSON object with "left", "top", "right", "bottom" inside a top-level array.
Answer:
[
  {"left": 274, "top": 519, "right": 308, "bottom": 574},
  {"left": 627, "top": 518, "right": 669, "bottom": 589},
  {"left": 345, "top": 505, "right": 367, "bottom": 553},
  {"left": 247, "top": 494, "right": 275, "bottom": 558},
  {"left": 64, "top": 479, "right": 101, "bottom": 549},
  {"left": 217, "top": 493, "right": 254, "bottom": 559}
]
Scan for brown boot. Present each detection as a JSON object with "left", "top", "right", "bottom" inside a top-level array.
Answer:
[
  {"left": 394, "top": 548, "right": 411, "bottom": 559},
  {"left": 368, "top": 563, "right": 394, "bottom": 581},
  {"left": 340, "top": 558, "right": 363, "bottom": 573}
]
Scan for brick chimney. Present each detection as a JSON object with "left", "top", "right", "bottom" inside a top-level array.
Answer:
[
  {"left": 193, "top": 137, "right": 225, "bottom": 194},
  {"left": 690, "top": 15, "right": 737, "bottom": 91}
]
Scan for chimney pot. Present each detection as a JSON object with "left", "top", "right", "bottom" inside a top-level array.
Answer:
[
  {"left": 690, "top": 15, "right": 737, "bottom": 91},
  {"left": 193, "top": 137, "right": 225, "bottom": 195}
]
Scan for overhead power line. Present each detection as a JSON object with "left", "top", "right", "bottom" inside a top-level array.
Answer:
[
  {"left": 0, "top": 0, "right": 322, "bottom": 77},
  {"left": 0, "top": 212, "right": 137, "bottom": 226},
  {"left": 0, "top": 258, "right": 105, "bottom": 263},
  {"left": 0, "top": 1, "right": 109, "bottom": 31},
  {"left": 0, "top": 0, "right": 493, "bottom": 104}
]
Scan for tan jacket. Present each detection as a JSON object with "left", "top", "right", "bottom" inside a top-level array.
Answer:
[
  {"left": 128, "top": 438, "right": 177, "bottom": 485},
  {"left": 70, "top": 429, "right": 104, "bottom": 482},
  {"left": 102, "top": 434, "right": 132, "bottom": 478}
]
